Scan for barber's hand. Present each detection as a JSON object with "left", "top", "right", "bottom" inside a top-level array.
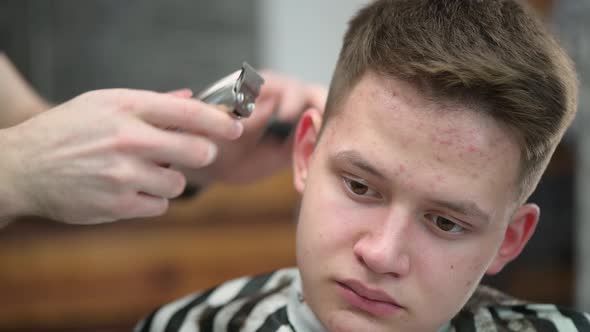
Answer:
[
  {"left": 179, "top": 71, "right": 327, "bottom": 186},
  {"left": 0, "top": 88, "right": 243, "bottom": 224}
]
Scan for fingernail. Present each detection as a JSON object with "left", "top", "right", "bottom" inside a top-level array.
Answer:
[
  {"left": 179, "top": 89, "right": 194, "bottom": 98},
  {"left": 233, "top": 121, "right": 244, "bottom": 139},
  {"left": 204, "top": 143, "right": 218, "bottom": 166},
  {"left": 168, "top": 88, "right": 193, "bottom": 98}
]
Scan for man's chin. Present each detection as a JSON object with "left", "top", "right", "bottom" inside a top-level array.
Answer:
[
  {"left": 321, "top": 307, "right": 446, "bottom": 332},
  {"left": 320, "top": 307, "right": 405, "bottom": 332}
]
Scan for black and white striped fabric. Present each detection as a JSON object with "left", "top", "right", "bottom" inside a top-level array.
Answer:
[{"left": 135, "top": 268, "right": 590, "bottom": 332}]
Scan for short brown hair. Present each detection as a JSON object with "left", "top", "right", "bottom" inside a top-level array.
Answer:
[{"left": 323, "top": 0, "right": 578, "bottom": 201}]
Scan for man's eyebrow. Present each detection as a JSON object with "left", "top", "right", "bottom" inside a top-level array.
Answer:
[
  {"left": 333, "top": 150, "right": 387, "bottom": 180},
  {"left": 333, "top": 150, "right": 490, "bottom": 224},
  {"left": 430, "top": 199, "right": 491, "bottom": 225}
]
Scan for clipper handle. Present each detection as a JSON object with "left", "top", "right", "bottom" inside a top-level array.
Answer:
[{"left": 263, "top": 116, "right": 295, "bottom": 143}]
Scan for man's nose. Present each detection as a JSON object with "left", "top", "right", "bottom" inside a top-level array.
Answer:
[{"left": 352, "top": 210, "right": 412, "bottom": 278}]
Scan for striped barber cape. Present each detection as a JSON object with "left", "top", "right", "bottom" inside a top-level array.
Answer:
[{"left": 135, "top": 268, "right": 590, "bottom": 332}]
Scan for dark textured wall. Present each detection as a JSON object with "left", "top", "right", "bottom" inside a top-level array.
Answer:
[{"left": 1, "top": 0, "right": 258, "bottom": 102}]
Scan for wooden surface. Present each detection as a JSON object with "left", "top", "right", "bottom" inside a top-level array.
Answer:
[{"left": 0, "top": 170, "right": 299, "bottom": 331}]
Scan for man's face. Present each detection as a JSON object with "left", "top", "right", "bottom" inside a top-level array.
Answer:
[{"left": 292, "top": 72, "right": 538, "bottom": 332}]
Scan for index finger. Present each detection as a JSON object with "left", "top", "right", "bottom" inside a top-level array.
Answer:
[{"left": 120, "top": 90, "right": 243, "bottom": 141}]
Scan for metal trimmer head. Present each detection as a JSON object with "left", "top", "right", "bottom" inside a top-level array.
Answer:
[{"left": 196, "top": 62, "right": 265, "bottom": 119}]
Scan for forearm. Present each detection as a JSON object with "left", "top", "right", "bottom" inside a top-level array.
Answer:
[{"left": 0, "top": 53, "right": 49, "bottom": 128}]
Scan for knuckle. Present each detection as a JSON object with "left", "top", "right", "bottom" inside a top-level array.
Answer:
[
  {"left": 175, "top": 100, "right": 201, "bottom": 123},
  {"left": 105, "top": 162, "right": 136, "bottom": 187},
  {"left": 78, "top": 89, "right": 117, "bottom": 104},
  {"left": 76, "top": 90, "right": 95, "bottom": 101},
  {"left": 111, "top": 127, "right": 143, "bottom": 152},
  {"left": 73, "top": 90, "right": 100, "bottom": 106},
  {"left": 117, "top": 98, "right": 137, "bottom": 114},
  {"left": 182, "top": 104, "right": 198, "bottom": 121},
  {"left": 105, "top": 88, "right": 138, "bottom": 113},
  {"left": 99, "top": 88, "right": 137, "bottom": 113},
  {"left": 185, "top": 103, "right": 210, "bottom": 131}
]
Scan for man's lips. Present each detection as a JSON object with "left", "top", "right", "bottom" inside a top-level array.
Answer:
[
  {"left": 339, "top": 279, "right": 401, "bottom": 305},
  {"left": 335, "top": 279, "right": 404, "bottom": 317}
]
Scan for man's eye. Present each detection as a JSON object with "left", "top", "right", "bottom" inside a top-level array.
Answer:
[
  {"left": 425, "top": 214, "right": 465, "bottom": 234},
  {"left": 343, "top": 177, "right": 381, "bottom": 198}
]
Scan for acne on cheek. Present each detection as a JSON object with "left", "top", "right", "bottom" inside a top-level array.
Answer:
[
  {"left": 430, "top": 133, "right": 453, "bottom": 146},
  {"left": 429, "top": 174, "right": 446, "bottom": 190},
  {"left": 394, "top": 163, "right": 408, "bottom": 178},
  {"left": 405, "top": 180, "right": 417, "bottom": 191},
  {"left": 446, "top": 266, "right": 478, "bottom": 292}
]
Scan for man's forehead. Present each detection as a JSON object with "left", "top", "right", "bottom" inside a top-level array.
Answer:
[{"left": 334, "top": 74, "right": 518, "bottom": 152}]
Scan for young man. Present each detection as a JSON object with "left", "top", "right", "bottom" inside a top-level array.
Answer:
[{"left": 136, "top": 0, "right": 588, "bottom": 331}]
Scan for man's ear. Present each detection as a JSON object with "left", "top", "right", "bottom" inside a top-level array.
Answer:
[
  {"left": 486, "top": 203, "right": 540, "bottom": 275},
  {"left": 292, "top": 108, "right": 322, "bottom": 193}
]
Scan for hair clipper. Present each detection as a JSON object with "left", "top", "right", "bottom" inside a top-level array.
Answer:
[
  {"left": 196, "top": 62, "right": 264, "bottom": 119},
  {"left": 197, "top": 62, "right": 295, "bottom": 142}
]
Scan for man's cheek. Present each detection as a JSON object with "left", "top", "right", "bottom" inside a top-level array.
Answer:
[{"left": 450, "top": 254, "right": 492, "bottom": 295}]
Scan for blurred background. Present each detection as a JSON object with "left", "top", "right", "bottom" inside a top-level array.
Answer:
[{"left": 0, "top": 0, "right": 588, "bottom": 331}]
